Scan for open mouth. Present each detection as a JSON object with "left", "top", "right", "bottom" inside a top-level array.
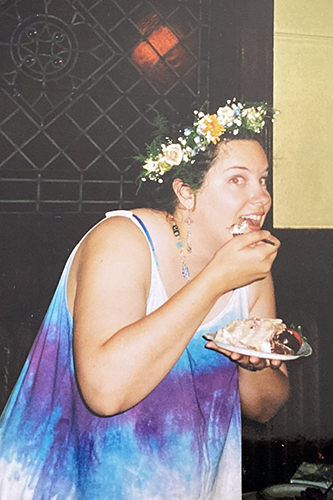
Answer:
[
  {"left": 240, "top": 215, "right": 262, "bottom": 231},
  {"left": 229, "top": 215, "right": 263, "bottom": 235}
]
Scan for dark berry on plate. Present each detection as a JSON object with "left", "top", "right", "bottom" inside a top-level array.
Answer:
[{"left": 277, "top": 329, "right": 302, "bottom": 354}]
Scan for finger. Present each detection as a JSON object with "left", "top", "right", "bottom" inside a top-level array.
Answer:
[
  {"left": 248, "top": 355, "right": 262, "bottom": 364},
  {"left": 205, "top": 343, "right": 244, "bottom": 362},
  {"left": 204, "top": 342, "right": 233, "bottom": 357},
  {"left": 256, "top": 234, "right": 280, "bottom": 249},
  {"left": 248, "top": 355, "right": 269, "bottom": 367},
  {"left": 229, "top": 351, "right": 243, "bottom": 361},
  {"left": 248, "top": 357, "right": 282, "bottom": 370},
  {"left": 252, "top": 359, "right": 268, "bottom": 369},
  {"left": 269, "top": 359, "right": 283, "bottom": 369},
  {"left": 233, "top": 230, "right": 273, "bottom": 248},
  {"left": 233, "top": 354, "right": 265, "bottom": 368}
]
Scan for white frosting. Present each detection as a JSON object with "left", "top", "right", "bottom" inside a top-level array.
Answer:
[
  {"left": 215, "top": 318, "right": 287, "bottom": 351},
  {"left": 229, "top": 219, "right": 250, "bottom": 235}
]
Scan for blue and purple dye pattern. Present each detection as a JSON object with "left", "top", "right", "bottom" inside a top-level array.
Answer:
[{"left": 0, "top": 211, "right": 248, "bottom": 500}]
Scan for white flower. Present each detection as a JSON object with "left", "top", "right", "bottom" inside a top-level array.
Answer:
[
  {"left": 143, "top": 159, "right": 159, "bottom": 172},
  {"left": 217, "top": 105, "right": 235, "bottom": 125}
]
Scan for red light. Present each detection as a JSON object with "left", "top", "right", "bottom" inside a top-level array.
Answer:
[
  {"left": 131, "top": 14, "right": 191, "bottom": 92},
  {"left": 132, "top": 25, "right": 179, "bottom": 70},
  {"left": 132, "top": 42, "right": 159, "bottom": 69},
  {"left": 149, "top": 26, "right": 178, "bottom": 56}
]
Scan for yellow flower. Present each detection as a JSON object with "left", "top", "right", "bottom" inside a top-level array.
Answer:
[
  {"left": 158, "top": 160, "right": 173, "bottom": 175},
  {"left": 198, "top": 114, "right": 225, "bottom": 144}
]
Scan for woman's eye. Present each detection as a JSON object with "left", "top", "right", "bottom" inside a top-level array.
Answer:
[
  {"left": 229, "top": 176, "right": 245, "bottom": 185},
  {"left": 260, "top": 176, "right": 268, "bottom": 186}
]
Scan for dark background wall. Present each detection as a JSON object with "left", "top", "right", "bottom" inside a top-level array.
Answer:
[{"left": 0, "top": 0, "right": 332, "bottom": 493}]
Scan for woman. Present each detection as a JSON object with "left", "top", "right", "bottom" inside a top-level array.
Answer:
[{"left": 0, "top": 101, "right": 289, "bottom": 499}]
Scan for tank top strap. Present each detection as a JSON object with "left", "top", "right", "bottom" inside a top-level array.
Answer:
[
  {"left": 104, "top": 210, "right": 159, "bottom": 270},
  {"left": 131, "top": 214, "right": 159, "bottom": 270}
]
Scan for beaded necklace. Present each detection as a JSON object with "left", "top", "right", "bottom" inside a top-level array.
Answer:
[{"left": 170, "top": 219, "right": 191, "bottom": 282}]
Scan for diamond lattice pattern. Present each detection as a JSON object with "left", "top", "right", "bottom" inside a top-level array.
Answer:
[{"left": 0, "top": 0, "right": 210, "bottom": 213}]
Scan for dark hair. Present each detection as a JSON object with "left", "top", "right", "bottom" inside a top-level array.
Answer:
[{"left": 135, "top": 134, "right": 264, "bottom": 215}]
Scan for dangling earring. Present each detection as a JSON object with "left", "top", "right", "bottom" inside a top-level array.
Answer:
[{"left": 186, "top": 211, "right": 192, "bottom": 253}]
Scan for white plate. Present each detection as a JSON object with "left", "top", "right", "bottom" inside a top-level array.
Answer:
[
  {"left": 257, "top": 483, "right": 325, "bottom": 498},
  {"left": 203, "top": 333, "right": 312, "bottom": 360}
]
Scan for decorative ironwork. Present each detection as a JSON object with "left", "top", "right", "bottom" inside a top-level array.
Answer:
[
  {"left": 10, "top": 15, "right": 79, "bottom": 83},
  {"left": 0, "top": 0, "right": 211, "bottom": 213}
]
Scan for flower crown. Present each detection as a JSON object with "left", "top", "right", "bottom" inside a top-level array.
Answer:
[{"left": 137, "top": 99, "right": 276, "bottom": 184}]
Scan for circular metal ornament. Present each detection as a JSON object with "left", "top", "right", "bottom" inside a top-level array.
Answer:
[{"left": 10, "top": 14, "right": 78, "bottom": 82}]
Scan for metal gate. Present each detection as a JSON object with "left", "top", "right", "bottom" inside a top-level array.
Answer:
[{"left": 0, "top": 0, "right": 211, "bottom": 213}]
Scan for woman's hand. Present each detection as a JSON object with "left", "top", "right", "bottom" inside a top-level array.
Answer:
[
  {"left": 204, "top": 340, "right": 283, "bottom": 371},
  {"left": 205, "top": 230, "right": 280, "bottom": 296}
]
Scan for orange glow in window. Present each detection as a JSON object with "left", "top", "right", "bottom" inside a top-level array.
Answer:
[
  {"left": 132, "top": 24, "right": 179, "bottom": 69},
  {"left": 149, "top": 26, "right": 178, "bottom": 56},
  {"left": 132, "top": 42, "right": 159, "bottom": 68}
]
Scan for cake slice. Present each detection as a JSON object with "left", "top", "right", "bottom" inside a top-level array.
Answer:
[
  {"left": 229, "top": 218, "right": 251, "bottom": 236},
  {"left": 215, "top": 318, "right": 302, "bottom": 355}
]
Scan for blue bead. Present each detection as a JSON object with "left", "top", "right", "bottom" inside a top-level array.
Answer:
[{"left": 176, "top": 242, "right": 183, "bottom": 248}]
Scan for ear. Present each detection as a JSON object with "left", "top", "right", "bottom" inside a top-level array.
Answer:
[{"left": 172, "top": 179, "right": 196, "bottom": 210}]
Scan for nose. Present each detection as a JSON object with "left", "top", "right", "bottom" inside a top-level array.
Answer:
[{"left": 250, "top": 184, "right": 271, "bottom": 207}]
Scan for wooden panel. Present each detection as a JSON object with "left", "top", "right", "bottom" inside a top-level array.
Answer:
[{"left": 273, "top": 0, "right": 333, "bottom": 228}]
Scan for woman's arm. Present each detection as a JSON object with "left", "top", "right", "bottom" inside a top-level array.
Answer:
[
  {"left": 237, "top": 274, "right": 290, "bottom": 423},
  {"left": 70, "top": 218, "right": 280, "bottom": 416}
]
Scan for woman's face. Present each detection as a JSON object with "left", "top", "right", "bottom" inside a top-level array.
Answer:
[{"left": 193, "top": 139, "right": 272, "bottom": 247}]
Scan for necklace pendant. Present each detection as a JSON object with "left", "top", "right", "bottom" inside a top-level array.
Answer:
[
  {"left": 170, "top": 216, "right": 191, "bottom": 282},
  {"left": 182, "top": 265, "right": 190, "bottom": 281}
]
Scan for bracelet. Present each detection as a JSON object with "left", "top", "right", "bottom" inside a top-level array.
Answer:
[{"left": 238, "top": 361, "right": 259, "bottom": 372}]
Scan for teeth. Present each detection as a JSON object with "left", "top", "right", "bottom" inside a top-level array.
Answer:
[
  {"left": 242, "top": 215, "right": 262, "bottom": 221},
  {"left": 229, "top": 214, "right": 263, "bottom": 236}
]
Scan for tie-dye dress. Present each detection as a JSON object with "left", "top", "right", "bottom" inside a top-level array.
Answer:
[{"left": 0, "top": 210, "right": 249, "bottom": 500}]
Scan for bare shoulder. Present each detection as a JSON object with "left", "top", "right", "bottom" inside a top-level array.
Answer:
[
  {"left": 67, "top": 215, "right": 152, "bottom": 314},
  {"left": 77, "top": 216, "right": 152, "bottom": 280},
  {"left": 85, "top": 214, "right": 149, "bottom": 247}
]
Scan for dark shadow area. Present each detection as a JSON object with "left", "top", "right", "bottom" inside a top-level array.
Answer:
[
  {"left": 0, "top": 213, "right": 100, "bottom": 410},
  {"left": 242, "top": 228, "right": 333, "bottom": 492}
]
